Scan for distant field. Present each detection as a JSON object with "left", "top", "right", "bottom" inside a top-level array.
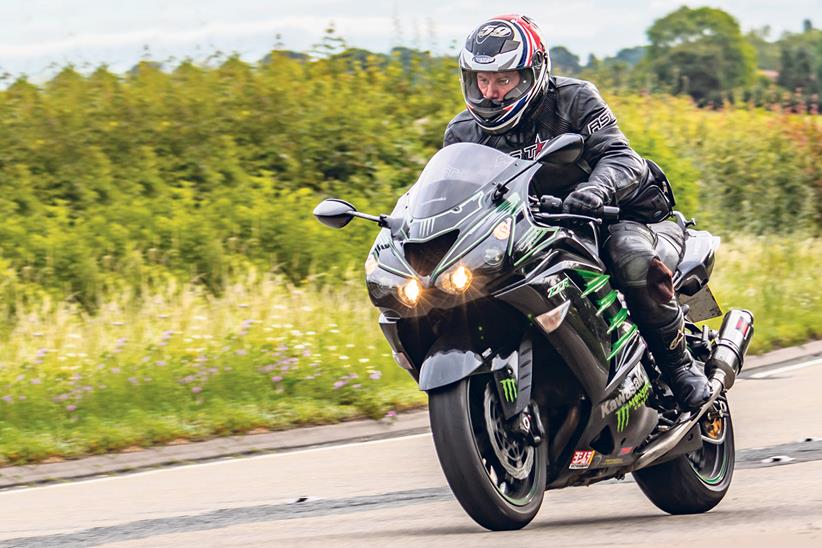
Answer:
[{"left": 0, "top": 236, "right": 818, "bottom": 466}]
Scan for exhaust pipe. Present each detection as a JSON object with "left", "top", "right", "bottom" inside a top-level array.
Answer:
[
  {"left": 705, "top": 309, "right": 754, "bottom": 390},
  {"left": 631, "top": 309, "right": 754, "bottom": 471}
]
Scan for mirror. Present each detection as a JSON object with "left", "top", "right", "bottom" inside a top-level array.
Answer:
[
  {"left": 534, "top": 133, "right": 584, "bottom": 165},
  {"left": 313, "top": 198, "right": 357, "bottom": 229}
]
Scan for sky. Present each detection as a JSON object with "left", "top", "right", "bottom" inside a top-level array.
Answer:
[{"left": 0, "top": 0, "right": 818, "bottom": 81}]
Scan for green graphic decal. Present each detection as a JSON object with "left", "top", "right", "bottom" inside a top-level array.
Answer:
[
  {"left": 432, "top": 193, "right": 523, "bottom": 279},
  {"left": 575, "top": 269, "right": 610, "bottom": 297},
  {"left": 596, "top": 290, "right": 619, "bottom": 316},
  {"left": 574, "top": 269, "right": 639, "bottom": 362},
  {"left": 615, "top": 381, "right": 651, "bottom": 431},
  {"left": 607, "top": 308, "right": 629, "bottom": 334},
  {"left": 500, "top": 378, "right": 518, "bottom": 403},
  {"left": 608, "top": 324, "right": 639, "bottom": 360}
]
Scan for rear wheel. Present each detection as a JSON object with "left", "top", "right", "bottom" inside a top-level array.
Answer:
[
  {"left": 428, "top": 374, "right": 546, "bottom": 530},
  {"left": 633, "top": 397, "right": 735, "bottom": 514}
]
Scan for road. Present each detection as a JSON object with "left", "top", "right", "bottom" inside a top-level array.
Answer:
[{"left": 1, "top": 357, "right": 821, "bottom": 547}]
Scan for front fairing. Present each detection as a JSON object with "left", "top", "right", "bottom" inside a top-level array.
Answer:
[{"left": 366, "top": 143, "right": 572, "bottom": 317}]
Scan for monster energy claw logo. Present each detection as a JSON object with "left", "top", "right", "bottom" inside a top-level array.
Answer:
[
  {"left": 500, "top": 378, "right": 518, "bottom": 402},
  {"left": 614, "top": 382, "right": 651, "bottom": 431}
]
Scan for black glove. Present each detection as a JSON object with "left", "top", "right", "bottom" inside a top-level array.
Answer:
[{"left": 563, "top": 185, "right": 609, "bottom": 215}]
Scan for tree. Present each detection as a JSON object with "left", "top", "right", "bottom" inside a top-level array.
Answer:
[
  {"left": 549, "top": 46, "right": 581, "bottom": 75},
  {"left": 647, "top": 7, "right": 756, "bottom": 103},
  {"left": 777, "top": 25, "right": 821, "bottom": 95}
]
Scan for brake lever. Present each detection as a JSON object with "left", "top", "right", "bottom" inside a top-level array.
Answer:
[{"left": 534, "top": 213, "right": 603, "bottom": 225}]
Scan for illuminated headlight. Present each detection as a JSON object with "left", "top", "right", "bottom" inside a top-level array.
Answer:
[
  {"left": 398, "top": 278, "right": 422, "bottom": 307},
  {"left": 438, "top": 264, "right": 473, "bottom": 294}
]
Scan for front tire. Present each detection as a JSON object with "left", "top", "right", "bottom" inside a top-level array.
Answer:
[
  {"left": 633, "top": 397, "right": 735, "bottom": 514},
  {"left": 428, "top": 375, "right": 546, "bottom": 530}
]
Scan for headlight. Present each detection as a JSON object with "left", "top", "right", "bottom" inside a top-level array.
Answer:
[
  {"left": 398, "top": 278, "right": 422, "bottom": 306},
  {"left": 437, "top": 264, "right": 473, "bottom": 294}
]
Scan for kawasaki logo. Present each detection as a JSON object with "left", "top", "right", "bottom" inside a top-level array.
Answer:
[
  {"left": 500, "top": 378, "right": 518, "bottom": 402},
  {"left": 599, "top": 365, "right": 648, "bottom": 420}
]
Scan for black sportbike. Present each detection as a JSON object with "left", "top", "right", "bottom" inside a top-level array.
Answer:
[{"left": 314, "top": 135, "right": 754, "bottom": 531}]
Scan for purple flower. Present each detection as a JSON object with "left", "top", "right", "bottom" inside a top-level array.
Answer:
[
  {"left": 281, "top": 365, "right": 290, "bottom": 372},
  {"left": 111, "top": 367, "right": 121, "bottom": 374},
  {"left": 128, "top": 377, "right": 139, "bottom": 385},
  {"left": 2, "top": 395, "right": 12, "bottom": 403},
  {"left": 156, "top": 360, "right": 167, "bottom": 366},
  {"left": 31, "top": 378, "right": 42, "bottom": 385},
  {"left": 369, "top": 371, "right": 382, "bottom": 381},
  {"left": 191, "top": 386, "right": 202, "bottom": 394},
  {"left": 235, "top": 349, "right": 248, "bottom": 356},
  {"left": 385, "top": 410, "right": 397, "bottom": 418},
  {"left": 66, "top": 404, "right": 77, "bottom": 412},
  {"left": 333, "top": 380, "right": 347, "bottom": 390},
  {"left": 302, "top": 350, "right": 312, "bottom": 357},
  {"left": 271, "top": 375, "right": 283, "bottom": 383}
]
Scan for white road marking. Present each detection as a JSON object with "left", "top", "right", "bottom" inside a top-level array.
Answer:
[
  {"left": 0, "top": 433, "right": 432, "bottom": 494},
  {"left": 749, "top": 357, "right": 822, "bottom": 379}
]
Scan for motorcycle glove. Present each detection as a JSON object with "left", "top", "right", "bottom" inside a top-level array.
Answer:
[{"left": 563, "top": 184, "right": 611, "bottom": 215}]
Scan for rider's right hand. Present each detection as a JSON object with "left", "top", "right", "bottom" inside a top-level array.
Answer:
[{"left": 562, "top": 185, "right": 608, "bottom": 216}]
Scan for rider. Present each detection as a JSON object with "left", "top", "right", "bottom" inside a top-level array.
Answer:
[{"left": 443, "top": 14, "right": 711, "bottom": 411}]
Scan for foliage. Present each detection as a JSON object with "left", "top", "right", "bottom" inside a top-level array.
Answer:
[
  {"left": 0, "top": 49, "right": 818, "bottom": 318},
  {"left": 647, "top": 7, "right": 757, "bottom": 104}
]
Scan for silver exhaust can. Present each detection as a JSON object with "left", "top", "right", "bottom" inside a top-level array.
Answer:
[{"left": 706, "top": 309, "right": 755, "bottom": 390}]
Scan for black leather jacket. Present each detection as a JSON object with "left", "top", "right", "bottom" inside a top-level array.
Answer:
[{"left": 443, "top": 76, "right": 671, "bottom": 221}]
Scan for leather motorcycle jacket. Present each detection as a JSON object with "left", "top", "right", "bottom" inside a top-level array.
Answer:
[{"left": 443, "top": 76, "right": 674, "bottom": 223}]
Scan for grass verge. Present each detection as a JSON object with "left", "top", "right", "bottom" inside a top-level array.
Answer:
[{"left": 0, "top": 235, "right": 819, "bottom": 466}]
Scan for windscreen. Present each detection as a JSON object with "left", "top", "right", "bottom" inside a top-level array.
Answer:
[{"left": 408, "top": 143, "right": 517, "bottom": 218}]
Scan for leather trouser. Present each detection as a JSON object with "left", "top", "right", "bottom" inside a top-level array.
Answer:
[{"left": 601, "top": 221, "right": 687, "bottom": 366}]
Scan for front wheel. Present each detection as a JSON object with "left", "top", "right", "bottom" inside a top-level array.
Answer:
[
  {"left": 633, "top": 397, "right": 735, "bottom": 514},
  {"left": 428, "top": 374, "right": 546, "bottom": 530}
]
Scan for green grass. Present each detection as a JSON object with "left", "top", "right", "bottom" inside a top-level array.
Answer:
[{"left": 0, "top": 236, "right": 819, "bottom": 466}]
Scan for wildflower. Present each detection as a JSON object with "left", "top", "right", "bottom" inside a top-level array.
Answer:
[
  {"left": 358, "top": 358, "right": 370, "bottom": 363},
  {"left": 369, "top": 371, "right": 382, "bottom": 381},
  {"left": 236, "top": 349, "right": 248, "bottom": 356},
  {"left": 191, "top": 386, "right": 203, "bottom": 394},
  {"left": 2, "top": 395, "right": 12, "bottom": 404},
  {"left": 111, "top": 367, "right": 121, "bottom": 374},
  {"left": 352, "top": 384, "right": 362, "bottom": 389},
  {"left": 333, "top": 380, "right": 347, "bottom": 390},
  {"left": 271, "top": 376, "right": 283, "bottom": 383},
  {"left": 385, "top": 410, "right": 397, "bottom": 418},
  {"left": 281, "top": 365, "right": 290, "bottom": 372},
  {"left": 128, "top": 377, "right": 139, "bottom": 385},
  {"left": 66, "top": 404, "right": 77, "bottom": 412},
  {"left": 339, "top": 355, "right": 349, "bottom": 360},
  {"left": 156, "top": 360, "right": 167, "bottom": 367},
  {"left": 31, "top": 378, "right": 42, "bottom": 385}
]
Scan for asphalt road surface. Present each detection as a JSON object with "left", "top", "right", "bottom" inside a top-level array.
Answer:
[{"left": 2, "top": 357, "right": 821, "bottom": 548}]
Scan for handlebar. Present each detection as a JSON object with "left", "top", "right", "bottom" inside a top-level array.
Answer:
[{"left": 534, "top": 195, "right": 620, "bottom": 224}]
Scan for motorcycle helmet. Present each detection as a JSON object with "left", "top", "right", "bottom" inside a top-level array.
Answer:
[{"left": 459, "top": 14, "right": 551, "bottom": 134}]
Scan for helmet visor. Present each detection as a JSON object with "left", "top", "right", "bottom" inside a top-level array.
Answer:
[{"left": 461, "top": 67, "right": 535, "bottom": 121}]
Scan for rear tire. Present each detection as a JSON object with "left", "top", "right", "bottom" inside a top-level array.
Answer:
[
  {"left": 429, "top": 375, "right": 546, "bottom": 530},
  {"left": 633, "top": 398, "right": 735, "bottom": 514}
]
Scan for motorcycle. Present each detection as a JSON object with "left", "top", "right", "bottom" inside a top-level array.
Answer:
[{"left": 313, "top": 134, "right": 754, "bottom": 531}]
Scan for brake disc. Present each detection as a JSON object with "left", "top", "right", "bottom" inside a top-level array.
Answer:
[{"left": 483, "top": 382, "right": 534, "bottom": 480}]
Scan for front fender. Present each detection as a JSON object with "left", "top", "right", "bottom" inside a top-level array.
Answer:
[{"left": 418, "top": 348, "right": 485, "bottom": 391}]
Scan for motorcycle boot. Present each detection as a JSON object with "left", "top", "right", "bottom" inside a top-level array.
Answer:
[{"left": 640, "top": 310, "right": 712, "bottom": 411}]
